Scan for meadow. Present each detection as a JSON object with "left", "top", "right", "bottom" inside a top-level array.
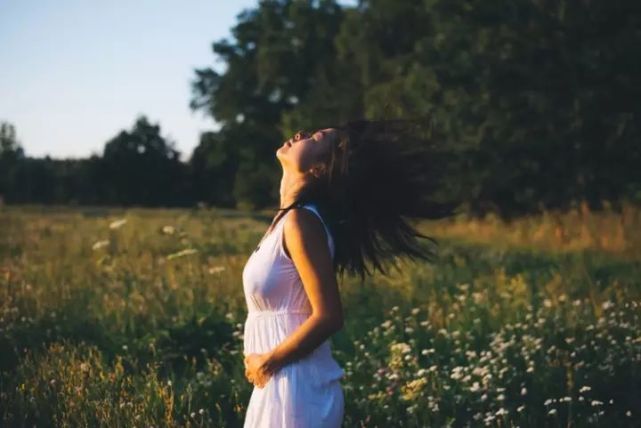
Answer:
[{"left": 1, "top": 202, "right": 640, "bottom": 427}]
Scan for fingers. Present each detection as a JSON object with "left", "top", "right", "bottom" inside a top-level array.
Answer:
[{"left": 245, "top": 372, "right": 268, "bottom": 388}]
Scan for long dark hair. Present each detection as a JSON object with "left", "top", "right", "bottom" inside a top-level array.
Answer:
[{"left": 269, "top": 117, "right": 462, "bottom": 282}]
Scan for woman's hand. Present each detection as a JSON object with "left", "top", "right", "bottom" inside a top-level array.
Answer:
[{"left": 244, "top": 352, "right": 279, "bottom": 388}]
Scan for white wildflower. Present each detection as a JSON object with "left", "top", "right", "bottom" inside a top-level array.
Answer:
[
  {"left": 167, "top": 248, "right": 198, "bottom": 260},
  {"left": 109, "top": 218, "right": 127, "bottom": 229},
  {"left": 92, "top": 240, "right": 110, "bottom": 250}
]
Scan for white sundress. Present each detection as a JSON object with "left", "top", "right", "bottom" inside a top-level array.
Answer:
[{"left": 242, "top": 203, "right": 345, "bottom": 427}]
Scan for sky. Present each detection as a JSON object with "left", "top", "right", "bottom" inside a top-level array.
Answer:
[{"left": 0, "top": 0, "right": 260, "bottom": 161}]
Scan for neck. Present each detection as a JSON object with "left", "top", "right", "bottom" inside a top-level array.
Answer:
[{"left": 279, "top": 170, "right": 307, "bottom": 209}]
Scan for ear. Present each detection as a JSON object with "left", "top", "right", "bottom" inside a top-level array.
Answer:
[{"left": 309, "top": 164, "right": 327, "bottom": 179}]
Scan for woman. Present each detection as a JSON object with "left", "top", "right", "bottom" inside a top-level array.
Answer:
[{"left": 242, "top": 119, "right": 460, "bottom": 427}]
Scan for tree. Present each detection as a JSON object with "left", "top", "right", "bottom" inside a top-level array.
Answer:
[
  {"left": 100, "top": 115, "right": 189, "bottom": 206},
  {"left": 0, "top": 121, "right": 26, "bottom": 202},
  {"left": 190, "top": 0, "right": 348, "bottom": 209}
]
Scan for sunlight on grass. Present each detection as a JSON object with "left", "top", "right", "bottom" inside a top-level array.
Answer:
[{"left": 1, "top": 204, "right": 639, "bottom": 426}]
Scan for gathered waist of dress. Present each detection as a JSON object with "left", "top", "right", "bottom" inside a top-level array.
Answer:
[{"left": 246, "top": 309, "right": 312, "bottom": 318}]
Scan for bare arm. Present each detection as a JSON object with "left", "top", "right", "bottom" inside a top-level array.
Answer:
[{"left": 261, "top": 208, "right": 344, "bottom": 375}]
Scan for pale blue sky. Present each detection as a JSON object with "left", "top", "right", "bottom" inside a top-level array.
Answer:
[{"left": 0, "top": 0, "right": 261, "bottom": 160}]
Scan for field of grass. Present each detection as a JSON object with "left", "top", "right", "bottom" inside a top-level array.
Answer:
[{"left": 1, "top": 203, "right": 640, "bottom": 427}]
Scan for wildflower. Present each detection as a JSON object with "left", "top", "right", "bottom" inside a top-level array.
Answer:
[
  {"left": 472, "top": 366, "right": 488, "bottom": 377},
  {"left": 390, "top": 342, "right": 412, "bottom": 354},
  {"left": 109, "top": 218, "right": 127, "bottom": 229},
  {"left": 602, "top": 300, "right": 614, "bottom": 311},
  {"left": 92, "top": 239, "right": 110, "bottom": 250},
  {"left": 208, "top": 266, "right": 226, "bottom": 274},
  {"left": 472, "top": 292, "right": 484, "bottom": 304},
  {"left": 401, "top": 378, "right": 428, "bottom": 401},
  {"left": 167, "top": 248, "right": 198, "bottom": 260},
  {"left": 450, "top": 366, "right": 464, "bottom": 380}
]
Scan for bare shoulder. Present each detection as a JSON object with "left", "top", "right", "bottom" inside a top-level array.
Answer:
[
  {"left": 282, "top": 208, "right": 330, "bottom": 260},
  {"left": 283, "top": 208, "right": 328, "bottom": 244}
]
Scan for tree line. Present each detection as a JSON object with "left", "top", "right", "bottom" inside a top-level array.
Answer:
[{"left": 2, "top": 0, "right": 640, "bottom": 219}]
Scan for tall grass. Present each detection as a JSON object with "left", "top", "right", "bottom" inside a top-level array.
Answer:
[{"left": 1, "top": 203, "right": 639, "bottom": 426}]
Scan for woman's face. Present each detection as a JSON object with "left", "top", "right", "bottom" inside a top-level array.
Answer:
[{"left": 276, "top": 128, "right": 338, "bottom": 176}]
